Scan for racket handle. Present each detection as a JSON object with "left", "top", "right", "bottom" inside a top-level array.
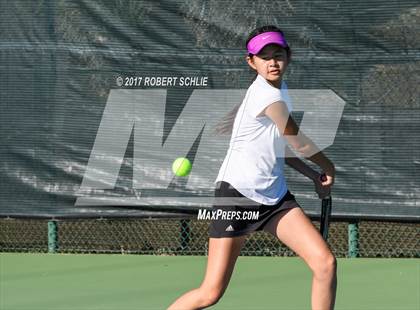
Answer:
[{"left": 320, "top": 196, "right": 332, "bottom": 240}]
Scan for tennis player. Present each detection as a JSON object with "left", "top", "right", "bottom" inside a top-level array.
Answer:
[{"left": 168, "top": 25, "right": 337, "bottom": 310}]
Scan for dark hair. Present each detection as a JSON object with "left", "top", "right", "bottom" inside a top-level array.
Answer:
[
  {"left": 246, "top": 25, "right": 291, "bottom": 59},
  {"left": 212, "top": 25, "right": 291, "bottom": 136}
]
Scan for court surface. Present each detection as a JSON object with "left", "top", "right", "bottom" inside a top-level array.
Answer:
[{"left": 1, "top": 253, "right": 419, "bottom": 309}]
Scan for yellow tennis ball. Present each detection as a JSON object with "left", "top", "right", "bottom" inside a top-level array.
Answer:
[{"left": 172, "top": 157, "right": 192, "bottom": 177}]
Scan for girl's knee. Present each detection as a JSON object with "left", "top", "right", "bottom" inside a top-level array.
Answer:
[
  {"left": 311, "top": 251, "right": 337, "bottom": 280},
  {"left": 198, "top": 285, "right": 225, "bottom": 307}
]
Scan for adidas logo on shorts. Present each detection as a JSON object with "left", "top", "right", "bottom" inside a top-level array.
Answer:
[{"left": 225, "top": 225, "right": 235, "bottom": 232}]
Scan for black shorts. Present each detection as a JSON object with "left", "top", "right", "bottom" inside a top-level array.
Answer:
[{"left": 209, "top": 181, "right": 301, "bottom": 238}]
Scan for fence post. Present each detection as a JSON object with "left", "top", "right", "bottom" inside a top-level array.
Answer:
[
  {"left": 348, "top": 221, "right": 359, "bottom": 258},
  {"left": 48, "top": 220, "right": 58, "bottom": 253},
  {"left": 180, "top": 219, "right": 191, "bottom": 250}
]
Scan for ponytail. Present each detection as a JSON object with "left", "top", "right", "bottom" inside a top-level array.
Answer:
[{"left": 212, "top": 73, "right": 258, "bottom": 136}]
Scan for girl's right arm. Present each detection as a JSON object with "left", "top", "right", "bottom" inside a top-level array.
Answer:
[{"left": 263, "top": 101, "right": 335, "bottom": 187}]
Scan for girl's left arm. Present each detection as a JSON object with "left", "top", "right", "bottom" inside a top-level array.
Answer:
[
  {"left": 284, "top": 146, "right": 319, "bottom": 180},
  {"left": 284, "top": 146, "right": 330, "bottom": 198}
]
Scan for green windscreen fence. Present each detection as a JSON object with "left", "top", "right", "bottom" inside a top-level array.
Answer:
[{"left": 0, "top": 0, "right": 419, "bottom": 222}]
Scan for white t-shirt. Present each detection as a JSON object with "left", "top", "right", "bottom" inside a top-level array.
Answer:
[{"left": 214, "top": 74, "right": 292, "bottom": 205}]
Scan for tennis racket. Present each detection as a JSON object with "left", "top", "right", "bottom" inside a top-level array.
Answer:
[{"left": 319, "top": 174, "right": 332, "bottom": 241}]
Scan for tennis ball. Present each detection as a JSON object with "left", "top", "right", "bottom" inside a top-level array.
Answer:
[{"left": 172, "top": 157, "right": 192, "bottom": 177}]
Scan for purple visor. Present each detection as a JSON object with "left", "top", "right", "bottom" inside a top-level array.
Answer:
[{"left": 247, "top": 31, "right": 288, "bottom": 55}]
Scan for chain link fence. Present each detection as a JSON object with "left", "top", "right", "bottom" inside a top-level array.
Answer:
[{"left": 1, "top": 216, "right": 418, "bottom": 258}]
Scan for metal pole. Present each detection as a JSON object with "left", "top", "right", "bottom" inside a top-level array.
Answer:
[
  {"left": 48, "top": 220, "right": 58, "bottom": 253},
  {"left": 180, "top": 219, "right": 191, "bottom": 250},
  {"left": 348, "top": 221, "right": 359, "bottom": 258}
]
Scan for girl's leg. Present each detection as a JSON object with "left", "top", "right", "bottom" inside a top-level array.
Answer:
[
  {"left": 263, "top": 207, "right": 337, "bottom": 310},
  {"left": 167, "top": 235, "right": 247, "bottom": 310}
]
